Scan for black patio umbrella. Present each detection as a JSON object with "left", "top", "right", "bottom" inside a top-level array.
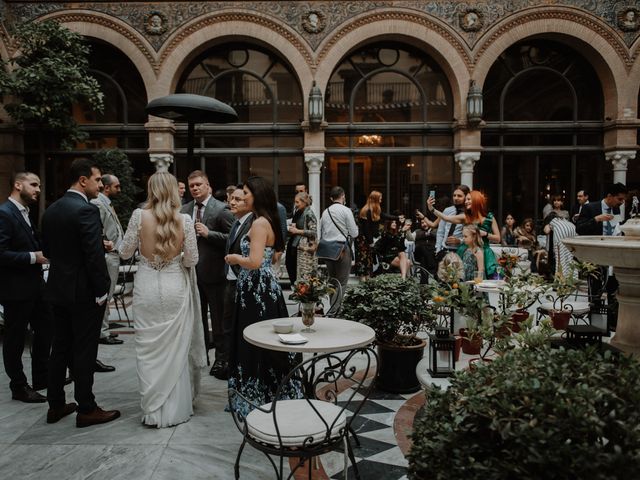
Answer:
[{"left": 145, "top": 93, "right": 238, "bottom": 164}]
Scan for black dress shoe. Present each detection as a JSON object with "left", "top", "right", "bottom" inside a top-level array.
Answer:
[
  {"left": 12, "top": 385, "right": 47, "bottom": 403},
  {"left": 109, "top": 333, "right": 119, "bottom": 338},
  {"left": 32, "top": 383, "right": 47, "bottom": 392},
  {"left": 47, "top": 402, "right": 77, "bottom": 424},
  {"left": 209, "top": 360, "right": 228, "bottom": 380},
  {"left": 99, "top": 336, "right": 123, "bottom": 345},
  {"left": 94, "top": 360, "right": 116, "bottom": 373}
]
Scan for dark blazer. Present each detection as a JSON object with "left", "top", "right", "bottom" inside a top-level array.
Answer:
[
  {"left": 181, "top": 197, "right": 234, "bottom": 283},
  {"left": 576, "top": 201, "right": 619, "bottom": 236},
  {"left": 226, "top": 213, "right": 254, "bottom": 277},
  {"left": 0, "top": 200, "right": 43, "bottom": 302},
  {"left": 42, "top": 191, "right": 110, "bottom": 305}
]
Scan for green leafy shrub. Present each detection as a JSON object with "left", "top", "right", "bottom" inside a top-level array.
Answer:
[
  {"left": 409, "top": 346, "right": 640, "bottom": 479},
  {"left": 341, "top": 274, "right": 434, "bottom": 346}
]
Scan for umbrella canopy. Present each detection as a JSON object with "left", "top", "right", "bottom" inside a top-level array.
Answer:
[{"left": 145, "top": 93, "right": 238, "bottom": 124}]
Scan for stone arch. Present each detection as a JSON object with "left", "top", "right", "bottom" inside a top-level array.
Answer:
[
  {"left": 473, "top": 8, "right": 627, "bottom": 120},
  {"left": 315, "top": 10, "right": 472, "bottom": 121},
  {"left": 39, "top": 10, "right": 158, "bottom": 100},
  {"left": 155, "top": 11, "right": 314, "bottom": 110}
]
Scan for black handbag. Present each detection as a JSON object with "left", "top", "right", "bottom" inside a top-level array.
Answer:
[{"left": 316, "top": 239, "right": 346, "bottom": 261}]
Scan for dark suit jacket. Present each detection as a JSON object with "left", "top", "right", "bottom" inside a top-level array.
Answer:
[
  {"left": 576, "top": 201, "right": 620, "bottom": 236},
  {"left": 226, "top": 214, "right": 254, "bottom": 277},
  {"left": 0, "top": 200, "right": 43, "bottom": 302},
  {"left": 181, "top": 197, "right": 234, "bottom": 284},
  {"left": 42, "top": 191, "right": 110, "bottom": 305}
]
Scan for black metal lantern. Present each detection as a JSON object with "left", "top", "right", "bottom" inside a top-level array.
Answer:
[
  {"left": 566, "top": 325, "right": 604, "bottom": 349},
  {"left": 466, "top": 79, "right": 483, "bottom": 126},
  {"left": 428, "top": 334, "right": 456, "bottom": 378},
  {"left": 308, "top": 81, "right": 323, "bottom": 130}
]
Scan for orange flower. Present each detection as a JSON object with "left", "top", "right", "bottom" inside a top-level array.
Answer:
[
  {"left": 452, "top": 283, "right": 459, "bottom": 290},
  {"left": 433, "top": 295, "right": 445, "bottom": 303}
]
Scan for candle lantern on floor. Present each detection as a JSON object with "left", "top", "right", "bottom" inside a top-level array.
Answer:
[
  {"left": 566, "top": 325, "right": 603, "bottom": 349},
  {"left": 428, "top": 333, "right": 456, "bottom": 377}
]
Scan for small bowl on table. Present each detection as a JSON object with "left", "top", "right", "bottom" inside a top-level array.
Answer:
[{"left": 273, "top": 319, "right": 294, "bottom": 334}]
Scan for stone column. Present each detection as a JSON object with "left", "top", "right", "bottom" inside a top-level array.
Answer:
[
  {"left": 455, "top": 152, "right": 481, "bottom": 189},
  {"left": 605, "top": 150, "right": 635, "bottom": 185},
  {"left": 146, "top": 117, "right": 176, "bottom": 172},
  {"left": 304, "top": 152, "right": 324, "bottom": 220}
]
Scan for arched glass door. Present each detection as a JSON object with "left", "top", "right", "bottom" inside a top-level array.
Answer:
[
  {"left": 480, "top": 40, "right": 606, "bottom": 226},
  {"left": 324, "top": 43, "right": 455, "bottom": 214},
  {"left": 176, "top": 43, "right": 304, "bottom": 204}
]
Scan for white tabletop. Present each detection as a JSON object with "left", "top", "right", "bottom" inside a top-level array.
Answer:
[{"left": 243, "top": 317, "right": 375, "bottom": 353}]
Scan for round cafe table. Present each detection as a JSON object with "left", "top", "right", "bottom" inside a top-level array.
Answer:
[{"left": 243, "top": 317, "right": 375, "bottom": 353}]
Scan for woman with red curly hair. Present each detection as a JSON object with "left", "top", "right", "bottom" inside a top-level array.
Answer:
[{"left": 427, "top": 190, "right": 500, "bottom": 278}]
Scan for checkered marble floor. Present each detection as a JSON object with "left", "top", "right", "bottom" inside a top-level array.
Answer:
[{"left": 315, "top": 385, "right": 422, "bottom": 480}]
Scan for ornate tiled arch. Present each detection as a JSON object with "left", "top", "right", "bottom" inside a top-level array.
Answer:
[
  {"left": 474, "top": 7, "right": 631, "bottom": 70},
  {"left": 317, "top": 9, "right": 472, "bottom": 69},
  {"left": 42, "top": 11, "right": 157, "bottom": 69},
  {"left": 158, "top": 11, "right": 313, "bottom": 73}
]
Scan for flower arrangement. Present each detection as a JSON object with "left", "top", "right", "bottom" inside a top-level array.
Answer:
[
  {"left": 497, "top": 251, "right": 520, "bottom": 277},
  {"left": 289, "top": 273, "right": 335, "bottom": 304}
]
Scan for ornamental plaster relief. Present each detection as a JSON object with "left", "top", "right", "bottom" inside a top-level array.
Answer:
[{"left": 5, "top": 1, "right": 640, "bottom": 53}]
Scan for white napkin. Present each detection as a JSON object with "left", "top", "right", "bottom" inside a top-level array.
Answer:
[{"left": 278, "top": 333, "right": 308, "bottom": 344}]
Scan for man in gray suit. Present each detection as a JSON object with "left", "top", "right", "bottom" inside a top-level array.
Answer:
[
  {"left": 181, "top": 171, "right": 234, "bottom": 372},
  {"left": 91, "top": 174, "right": 124, "bottom": 346}
]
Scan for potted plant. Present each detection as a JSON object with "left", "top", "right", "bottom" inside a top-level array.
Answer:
[
  {"left": 500, "top": 272, "right": 547, "bottom": 332},
  {"left": 543, "top": 261, "right": 595, "bottom": 330},
  {"left": 408, "top": 344, "right": 640, "bottom": 479},
  {"left": 341, "top": 274, "right": 435, "bottom": 393}
]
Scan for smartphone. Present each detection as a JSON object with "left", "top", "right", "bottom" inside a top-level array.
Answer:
[{"left": 429, "top": 190, "right": 435, "bottom": 199}]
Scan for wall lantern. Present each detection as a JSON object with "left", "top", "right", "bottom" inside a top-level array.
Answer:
[
  {"left": 466, "top": 79, "right": 483, "bottom": 126},
  {"left": 308, "top": 80, "right": 323, "bottom": 130},
  {"left": 427, "top": 333, "right": 456, "bottom": 378}
]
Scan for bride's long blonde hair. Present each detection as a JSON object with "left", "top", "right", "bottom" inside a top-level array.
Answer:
[{"left": 145, "top": 172, "right": 182, "bottom": 261}]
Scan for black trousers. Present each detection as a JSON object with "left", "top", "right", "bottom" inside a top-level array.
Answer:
[
  {"left": 198, "top": 280, "right": 225, "bottom": 360},
  {"left": 2, "top": 297, "right": 52, "bottom": 391},
  {"left": 285, "top": 243, "right": 298, "bottom": 285},
  {"left": 47, "top": 302, "right": 104, "bottom": 413},
  {"left": 221, "top": 280, "right": 237, "bottom": 364}
]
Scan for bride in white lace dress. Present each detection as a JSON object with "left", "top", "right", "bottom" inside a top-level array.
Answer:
[{"left": 119, "top": 172, "right": 207, "bottom": 428}]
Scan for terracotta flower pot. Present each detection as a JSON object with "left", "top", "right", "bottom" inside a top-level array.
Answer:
[
  {"left": 454, "top": 336, "right": 462, "bottom": 362},
  {"left": 468, "top": 357, "right": 493, "bottom": 372},
  {"left": 550, "top": 310, "right": 571, "bottom": 330},
  {"left": 459, "top": 328, "right": 482, "bottom": 355},
  {"left": 510, "top": 310, "right": 529, "bottom": 333}
]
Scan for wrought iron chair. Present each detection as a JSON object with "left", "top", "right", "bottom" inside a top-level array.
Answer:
[
  {"left": 112, "top": 255, "right": 137, "bottom": 327},
  {"left": 229, "top": 347, "right": 377, "bottom": 480}
]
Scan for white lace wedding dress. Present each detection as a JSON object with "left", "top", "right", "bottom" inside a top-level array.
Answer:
[{"left": 120, "top": 209, "right": 207, "bottom": 427}]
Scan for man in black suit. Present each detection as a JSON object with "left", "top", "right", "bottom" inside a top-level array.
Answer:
[
  {"left": 576, "top": 182, "right": 627, "bottom": 331},
  {"left": 0, "top": 172, "right": 52, "bottom": 403},
  {"left": 570, "top": 190, "right": 589, "bottom": 224},
  {"left": 181, "top": 170, "right": 234, "bottom": 375},
  {"left": 42, "top": 158, "right": 120, "bottom": 427},
  {"left": 215, "top": 186, "right": 253, "bottom": 380}
]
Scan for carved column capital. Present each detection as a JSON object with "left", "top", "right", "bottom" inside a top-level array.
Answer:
[
  {"left": 455, "top": 151, "right": 481, "bottom": 173},
  {"left": 605, "top": 150, "right": 635, "bottom": 171},
  {"left": 150, "top": 153, "right": 173, "bottom": 172},
  {"left": 304, "top": 152, "right": 324, "bottom": 174}
]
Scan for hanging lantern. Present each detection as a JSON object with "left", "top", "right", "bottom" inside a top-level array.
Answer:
[
  {"left": 428, "top": 333, "right": 456, "bottom": 378},
  {"left": 466, "top": 79, "right": 483, "bottom": 126},
  {"left": 308, "top": 81, "right": 323, "bottom": 130}
]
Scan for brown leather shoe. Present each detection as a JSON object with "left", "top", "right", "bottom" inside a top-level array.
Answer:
[
  {"left": 12, "top": 385, "right": 47, "bottom": 403},
  {"left": 47, "top": 403, "right": 77, "bottom": 424},
  {"left": 76, "top": 406, "right": 121, "bottom": 428}
]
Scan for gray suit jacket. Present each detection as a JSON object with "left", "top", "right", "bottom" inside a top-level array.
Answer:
[
  {"left": 181, "top": 197, "right": 234, "bottom": 283},
  {"left": 91, "top": 193, "right": 123, "bottom": 246}
]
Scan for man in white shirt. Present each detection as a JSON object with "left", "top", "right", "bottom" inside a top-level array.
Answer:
[
  {"left": 319, "top": 186, "right": 358, "bottom": 307},
  {"left": 435, "top": 185, "right": 470, "bottom": 255}
]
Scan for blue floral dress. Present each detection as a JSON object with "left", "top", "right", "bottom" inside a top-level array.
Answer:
[{"left": 228, "top": 235, "right": 302, "bottom": 416}]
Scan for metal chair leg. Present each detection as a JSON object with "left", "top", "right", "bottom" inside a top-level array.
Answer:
[{"left": 234, "top": 437, "right": 246, "bottom": 479}]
